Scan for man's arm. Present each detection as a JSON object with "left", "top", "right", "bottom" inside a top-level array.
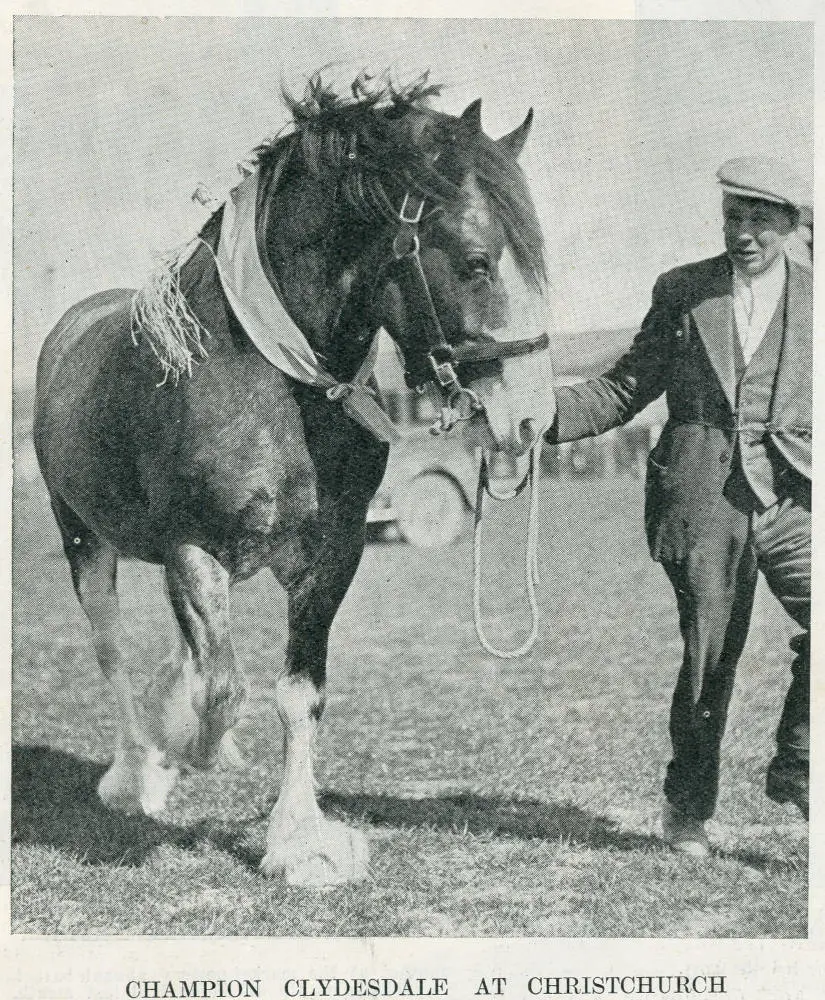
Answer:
[{"left": 547, "top": 274, "right": 678, "bottom": 444}]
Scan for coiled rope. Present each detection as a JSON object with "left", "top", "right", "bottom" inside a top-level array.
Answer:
[{"left": 472, "top": 438, "right": 543, "bottom": 658}]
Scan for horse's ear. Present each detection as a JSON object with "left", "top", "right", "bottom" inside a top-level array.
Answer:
[
  {"left": 460, "top": 98, "right": 483, "bottom": 131},
  {"left": 497, "top": 108, "right": 533, "bottom": 159}
]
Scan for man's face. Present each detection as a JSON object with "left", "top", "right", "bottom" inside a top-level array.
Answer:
[{"left": 723, "top": 194, "right": 796, "bottom": 277}]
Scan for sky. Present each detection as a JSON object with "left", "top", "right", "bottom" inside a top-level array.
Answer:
[{"left": 13, "top": 17, "right": 813, "bottom": 385}]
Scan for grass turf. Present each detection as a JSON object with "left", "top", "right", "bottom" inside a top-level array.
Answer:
[{"left": 11, "top": 474, "right": 807, "bottom": 936}]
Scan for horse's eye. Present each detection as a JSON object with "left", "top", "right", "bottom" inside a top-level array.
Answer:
[{"left": 466, "top": 255, "right": 491, "bottom": 280}]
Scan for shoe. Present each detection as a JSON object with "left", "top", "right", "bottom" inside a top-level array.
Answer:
[
  {"left": 766, "top": 760, "right": 809, "bottom": 820},
  {"left": 661, "top": 800, "right": 710, "bottom": 858}
]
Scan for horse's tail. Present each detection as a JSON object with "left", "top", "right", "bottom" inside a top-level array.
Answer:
[{"left": 130, "top": 238, "right": 211, "bottom": 385}]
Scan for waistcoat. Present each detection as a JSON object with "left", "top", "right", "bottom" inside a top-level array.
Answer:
[{"left": 731, "top": 288, "right": 787, "bottom": 508}]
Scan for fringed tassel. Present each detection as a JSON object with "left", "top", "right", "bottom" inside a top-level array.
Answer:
[{"left": 130, "top": 239, "right": 210, "bottom": 386}]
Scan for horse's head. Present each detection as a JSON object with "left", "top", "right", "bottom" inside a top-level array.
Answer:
[
  {"left": 267, "top": 77, "right": 556, "bottom": 455},
  {"left": 371, "top": 97, "right": 556, "bottom": 455}
]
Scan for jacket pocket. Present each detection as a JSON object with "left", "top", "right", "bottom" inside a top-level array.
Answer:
[
  {"left": 646, "top": 430, "right": 671, "bottom": 484},
  {"left": 644, "top": 435, "right": 677, "bottom": 561}
]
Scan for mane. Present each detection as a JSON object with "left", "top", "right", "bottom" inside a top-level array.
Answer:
[
  {"left": 262, "top": 71, "right": 546, "bottom": 291},
  {"left": 131, "top": 71, "right": 546, "bottom": 382}
]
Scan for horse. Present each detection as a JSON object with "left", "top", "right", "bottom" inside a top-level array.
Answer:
[{"left": 33, "top": 75, "right": 556, "bottom": 887}]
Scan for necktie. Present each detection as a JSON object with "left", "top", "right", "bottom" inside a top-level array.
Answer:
[{"left": 741, "top": 279, "right": 754, "bottom": 323}]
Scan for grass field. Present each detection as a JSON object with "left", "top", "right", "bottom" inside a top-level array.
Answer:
[{"left": 11, "top": 471, "right": 807, "bottom": 937}]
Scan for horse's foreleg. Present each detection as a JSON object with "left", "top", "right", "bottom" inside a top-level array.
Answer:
[
  {"left": 261, "top": 524, "right": 368, "bottom": 886},
  {"left": 261, "top": 631, "right": 368, "bottom": 887},
  {"left": 158, "top": 544, "right": 247, "bottom": 771},
  {"left": 58, "top": 511, "right": 177, "bottom": 815}
]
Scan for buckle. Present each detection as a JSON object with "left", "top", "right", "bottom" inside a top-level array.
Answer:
[
  {"left": 393, "top": 229, "right": 420, "bottom": 260},
  {"left": 429, "top": 356, "right": 459, "bottom": 388},
  {"left": 326, "top": 383, "right": 353, "bottom": 402},
  {"left": 399, "top": 192, "right": 425, "bottom": 225}
]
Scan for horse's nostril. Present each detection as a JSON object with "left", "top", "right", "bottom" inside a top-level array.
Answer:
[{"left": 520, "top": 418, "right": 537, "bottom": 446}]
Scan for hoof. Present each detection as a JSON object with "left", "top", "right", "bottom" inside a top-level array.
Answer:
[
  {"left": 98, "top": 747, "right": 178, "bottom": 816},
  {"left": 260, "top": 819, "right": 369, "bottom": 888}
]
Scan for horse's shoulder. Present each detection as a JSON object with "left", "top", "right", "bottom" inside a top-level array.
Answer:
[
  {"left": 176, "top": 362, "right": 310, "bottom": 477},
  {"left": 47, "top": 288, "right": 134, "bottom": 342}
]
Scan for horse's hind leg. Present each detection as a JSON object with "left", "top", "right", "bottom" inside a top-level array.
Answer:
[
  {"left": 52, "top": 495, "right": 178, "bottom": 814},
  {"left": 157, "top": 544, "right": 247, "bottom": 771}
]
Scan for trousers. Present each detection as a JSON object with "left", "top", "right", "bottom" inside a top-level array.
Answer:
[{"left": 661, "top": 482, "right": 810, "bottom": 821}]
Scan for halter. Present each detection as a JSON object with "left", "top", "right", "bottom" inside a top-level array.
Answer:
[
  {"left": 388, "top": 189, "right": 550, "bottom": 430},
  {"left": 385, "top": 187, "right": 548, "bottom": 657}
]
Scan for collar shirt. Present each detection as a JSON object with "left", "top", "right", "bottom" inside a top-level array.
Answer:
[{"left": 731, "top": 253, "right": 787, "bottom": 366}]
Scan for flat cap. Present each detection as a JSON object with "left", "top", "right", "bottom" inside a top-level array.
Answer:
[{"left": 717, "top": 157, "right": 811, "bottom": 212}]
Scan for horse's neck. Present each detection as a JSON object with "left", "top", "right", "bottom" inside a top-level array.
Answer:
[{"left": 259, "top": 159, "right": 377, "bottom": 380}]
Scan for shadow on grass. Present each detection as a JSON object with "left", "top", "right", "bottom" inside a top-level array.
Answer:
[
  {"left": 14, "top": 744, "right": 802, "bottom": 877},
  {"left": 321, "top": 789, "right": 655, "bottom": 853},
  {"left": 15, "top": 743, "right": 655, "bottom": 870},
  {"left": 321, "top": 792, "right": 806, "bottom": 873},
  {"left": 11, "top": 743, "right": 249, "bottom": 868},
  {"left": 714, "top": 845, "right": 808, "bottom": 875}
]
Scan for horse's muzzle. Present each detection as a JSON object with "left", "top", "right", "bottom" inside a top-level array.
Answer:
[{"left": 463, "top": 410, "right": 538, "bottom": 456}]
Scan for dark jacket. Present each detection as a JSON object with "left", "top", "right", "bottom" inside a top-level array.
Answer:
[{"left": 548, "top": 254, "right": 812, "bottom": 562}]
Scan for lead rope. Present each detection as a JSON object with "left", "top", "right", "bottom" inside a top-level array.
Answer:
[{"left": 472, "top": 438, "right": 543, "bottom": 658}]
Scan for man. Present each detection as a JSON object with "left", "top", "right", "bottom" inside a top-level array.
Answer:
[{"left": 547, "top": 158, "right": 811, "bottom": 856}]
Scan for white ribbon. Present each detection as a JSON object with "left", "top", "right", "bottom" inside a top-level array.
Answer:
[
  {"left": 216, "top": 168, "right": 339, "bottom": 387},
  {"left": 212, "top": 165, "right": 398, "bottom": 443}
]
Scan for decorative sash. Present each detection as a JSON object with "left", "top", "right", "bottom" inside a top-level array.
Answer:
[
  {"left": 217, "top": 165, "right": 330, "bottom": 386},
  {"left": 214, "top": 163, "right": 399, "bottom": 444}
]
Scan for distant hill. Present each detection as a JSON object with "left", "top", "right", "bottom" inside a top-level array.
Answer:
[{"left": 550, "top": 327, "right": 637, "bottom": 382}]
